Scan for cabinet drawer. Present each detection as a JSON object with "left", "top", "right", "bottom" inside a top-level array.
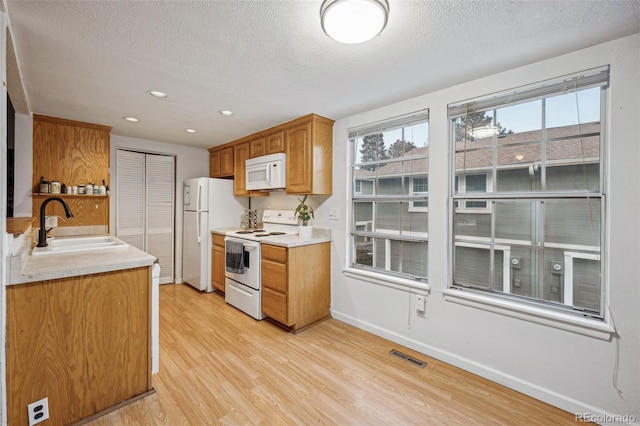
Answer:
[
  {"left": 262, "top": 244, "right": 287, "bottom": 263},
  {"left": 213, "top": 233, "right": 225, "bottom": 247},
  {"left": 262, "top": 287, "right": 288, "bottom": 325},
  {"left": 262, "top": 259, "right": 287, "bottom": 293}
]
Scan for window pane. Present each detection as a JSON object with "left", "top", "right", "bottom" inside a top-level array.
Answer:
[
  {"left": 465, "top": 174, "right": 486, "bottom": 192},
  {"left": 374, "top": 201, "right": 428, "bottom": 235},
  {"left": 454, "top": 245, "right": 504, "bottom": 291},
  {"left": 545, "top": 87, "right": 600, "bottom": 129},
  {"left": 354, "top": 201, "right": 373, "bottom": 232},
  {"left": 386, "top": 121, "right": 429, "bottom": 159},
  {"left": 494, "top": 199, "right": 534, "bottom": 242},
  {"left": 571, "top": 257, "right": 601, "bottom": 312},
  {"left": 413, "top": 177, "right": 428, "bottom": 193},
  {"left": 354, "top": 234, "right": 373, "bottom": 267},
  {"left": 495, "top": 99, "right": 543, "bottom": 140},
  {"left": 543, "top": 199, "right": 600, "bottom": 247},
  {"left": 545, "top": 134, "right": 600, "bottom": 191},
  {"left": 356, "top": 133, "right": 387, "bottom": 166}
]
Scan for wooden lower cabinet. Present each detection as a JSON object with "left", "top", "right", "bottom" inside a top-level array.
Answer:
[
  {"left": 6, "top": 267, "right": 151, "bottom": 425},
  {"left": 261, "top": 242, "right": 330, "bottom": 332},
  {"left": 212, "top": 234, "right": 226, "bottom": 293}
]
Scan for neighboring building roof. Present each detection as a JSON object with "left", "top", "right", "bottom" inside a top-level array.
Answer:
[{"left": 355, "top": 122, "right": 600, "bottom": 179}]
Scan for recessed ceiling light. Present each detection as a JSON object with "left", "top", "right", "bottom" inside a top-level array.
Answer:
[
  {"left": 515, "top": 154, "right": 524, "bottom": 161},
  {"left": 218, "top": 110, "right": 234, "bottom": 116},
  {"left": 185, "top": 128, "right": 197, "bottom": 133},
  {"left": 123, "top": 116, "right": 140, "bottom": 122},
  {"left": 147, "top": 90, "right": 168, "bottom": 98}
]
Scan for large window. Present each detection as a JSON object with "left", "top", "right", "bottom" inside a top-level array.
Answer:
[
  {"left": 350, "top": 111, "right": 429, "bottom": 281},
  {"left": 449, "top": 67, "right": 608, "bottom": 318}
]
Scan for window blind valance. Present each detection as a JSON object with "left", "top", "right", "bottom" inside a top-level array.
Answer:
[
  {"left": 348, "top": 110, "right": 429, "bottom": 139},
  {"left": 448, "top": 66, "right": 609, "bottom": 118}
]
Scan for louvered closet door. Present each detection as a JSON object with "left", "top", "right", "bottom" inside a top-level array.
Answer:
[
  {"left": 145, "top": 154, "right": 175, "bottom": 284},
  {"left": 116, "top": 150, "right": 145, "bottom": 250}
]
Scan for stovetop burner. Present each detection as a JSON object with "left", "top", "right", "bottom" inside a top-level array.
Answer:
[{"left": 235, "top": 228, "right": 266, "bottom": 234}]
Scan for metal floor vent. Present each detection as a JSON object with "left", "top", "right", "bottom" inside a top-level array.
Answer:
[{"left": 389, "top": 349, "right": 427, "bottom": 368}]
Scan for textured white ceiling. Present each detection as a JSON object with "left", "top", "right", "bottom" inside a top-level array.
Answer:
[{"left": 5, "top": 0, "right": 640, "bottom": 149}]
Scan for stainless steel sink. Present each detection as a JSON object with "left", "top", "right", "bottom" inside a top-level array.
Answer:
[{"left": 31, "top": 235, "right": 129, "bottom": 256}]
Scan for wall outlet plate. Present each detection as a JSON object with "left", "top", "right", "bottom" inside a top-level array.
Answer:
[{"left": 27, "top": 397, "right": 49, "bottom": 426}]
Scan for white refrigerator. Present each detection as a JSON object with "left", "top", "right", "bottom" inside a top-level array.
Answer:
[{"left": 182, "top": 177, "right": 247, "bottom": 292}]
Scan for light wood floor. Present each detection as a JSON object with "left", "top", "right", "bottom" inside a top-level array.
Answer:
[{"left": 88, "top": 283, "right": 578, "bottom": 425}]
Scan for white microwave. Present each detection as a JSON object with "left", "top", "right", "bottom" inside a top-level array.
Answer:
[{"left": 245, "top": 153, "right": 286, "bottom": 190}]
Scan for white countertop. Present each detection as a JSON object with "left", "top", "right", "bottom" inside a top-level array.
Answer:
[
  {"left": 9, "top": 236, "right": 156, "bottom": 285},
  {"left": 211, "top": 227, "right": 332, "bottom": 248}
]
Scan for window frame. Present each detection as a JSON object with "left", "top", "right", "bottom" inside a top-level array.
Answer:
[
  {"left": 448, "top": 66, "right": 608, "bottom": 322},
  {"left": 348, "top": 110, "right": 430, "bottom": 282}
]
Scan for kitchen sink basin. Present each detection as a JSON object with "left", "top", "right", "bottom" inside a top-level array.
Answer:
[{"left": 31, "top": 235, "right": 129, "bottom": 256}]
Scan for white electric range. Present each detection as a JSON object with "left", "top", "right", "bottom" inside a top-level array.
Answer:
[{"left": 224, "top": 210, "right": 298, "bottom": 319}]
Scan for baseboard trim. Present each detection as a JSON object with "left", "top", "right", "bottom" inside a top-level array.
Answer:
[{"left": 330, "top": 309, "right": 614, "bottom": 420}]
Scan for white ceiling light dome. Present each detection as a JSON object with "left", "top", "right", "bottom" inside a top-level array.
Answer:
[{"left": 320, "top": 0, "right": 389, "bottom": 44}]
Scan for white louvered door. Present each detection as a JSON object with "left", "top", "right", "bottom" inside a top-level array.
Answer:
[
  {"left": 145, "top": 154, "right": 175, "bottom": 284},
  {"left": 116, "top": 149, "right": 175, "bottom": 284},
  {"left": 116, "top": 150, "right": 145, "bottom": 250}
]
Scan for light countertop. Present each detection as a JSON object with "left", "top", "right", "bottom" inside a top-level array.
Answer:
[
  {"left": 211, "top": 227, "right": 332, "bottom": 248},
  {"left": 9, "top": 234, "right": 156, "bottom": 285}
]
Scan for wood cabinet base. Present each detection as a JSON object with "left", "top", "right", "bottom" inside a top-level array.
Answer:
[
  {"left": 6, "top": 267, "right": 151, "bottom": 425},
  {"left": 261, "top": 242, "right": 331, "bottom": 332}
]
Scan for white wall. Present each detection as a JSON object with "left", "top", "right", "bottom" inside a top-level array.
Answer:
[
  {"left": 13, "top": 112, "right": 32, "bottom": 217},
  {"left": 327, "top": 33, "right": 640, "bottom": 419},
  {"left": 109, "top": 134, "right": 209, "bottom": 283}
]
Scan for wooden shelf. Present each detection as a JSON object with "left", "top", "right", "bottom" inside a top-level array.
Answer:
[{"left": 33, "top": 193, "right": 108, "bottom": 198}]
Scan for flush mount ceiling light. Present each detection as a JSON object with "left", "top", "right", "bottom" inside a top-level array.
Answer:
[
  {"left": 320, "top": 0, "right": 389, "bottom": 44},
  {"left": 123, "top": 116, "right": 140, "bottom": 122},
  {"left": 147, "top": 90, "right": 168, "bottom": 98},
  {"left": 218, "top": 110, "right": 234, "bottom": 116}
]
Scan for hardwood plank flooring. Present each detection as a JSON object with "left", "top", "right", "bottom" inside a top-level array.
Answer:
[{"left": 88, "top": 284, "right": 578, "bottom": 425}]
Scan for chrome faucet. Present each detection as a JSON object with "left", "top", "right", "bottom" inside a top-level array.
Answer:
[{"left": 37, "top": 197, "right": 74, "bottom": 247}]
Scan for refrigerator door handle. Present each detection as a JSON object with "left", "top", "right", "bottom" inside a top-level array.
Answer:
[
  {"left": 196, "top": 212, "right": 201, "bottom": 244},
  {"left": 196, "top": 181, "right": 203, "bottom": 211}
]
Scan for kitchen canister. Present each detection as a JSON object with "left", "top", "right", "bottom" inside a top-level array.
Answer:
[
  {"left": 50, "top": 181, "right": 61, "bottom": 194},
  {"left": 39, "top": 177, "right": 50, "bottom": 193},
  {"left": 86, "top": 183, "right": 94, "bottom": 195},
  {"left": 78, "top": 184, "right": 86, "bottom": 194}
]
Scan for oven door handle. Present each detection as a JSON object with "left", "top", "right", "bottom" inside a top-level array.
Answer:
[{"left": 242, "top": 242, "right": 260, "bottom": 251}]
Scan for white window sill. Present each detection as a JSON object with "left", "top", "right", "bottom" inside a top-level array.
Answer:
[
  {"left": 443, "top": 289, "right": 614, "bottom": 340},
  {"left": 343, "top": 268, "right": 430, "bottom": 295}
]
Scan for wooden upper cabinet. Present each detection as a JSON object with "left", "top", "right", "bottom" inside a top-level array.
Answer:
[
  {"left": 249, "top": 137, "right": 266, "bottom": 158},
  {"left": 266, "top": 131, "right": 285, "bottom": 154},
  {"left": 209, "top": 146, "right": 234, "bottom": 178},
  {"left": 220, "top": 146, "right": 234, "bottom": 176},
  {"left": 209, "top": 113, "right": 333, "bottom": 196},
  {"left": 233, "top": 142, "right": 268, "bottom": 197},
  {"left": 209, "top": 149, "right": 221, "bottom": 177},
  {"left": 233, "top": 142, "right": 251, "bottom": 196},
  {"left": 285, "top": 115, "right": 334, "bottom": 195}
]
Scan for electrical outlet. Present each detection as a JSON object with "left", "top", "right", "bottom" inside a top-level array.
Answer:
[
  {"left": 416, "top": 295, "right": 426, "bottom": 316},
  {"left": 45, "top": 215, "right": 58, "bottom": 228},
  {"left": 27, "top": 397, "right": 49, "bottom": 426}
]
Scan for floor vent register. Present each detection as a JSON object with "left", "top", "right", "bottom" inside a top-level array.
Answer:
[{"left": 389, "top": 349, "right": 427, "bottom": 368}]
